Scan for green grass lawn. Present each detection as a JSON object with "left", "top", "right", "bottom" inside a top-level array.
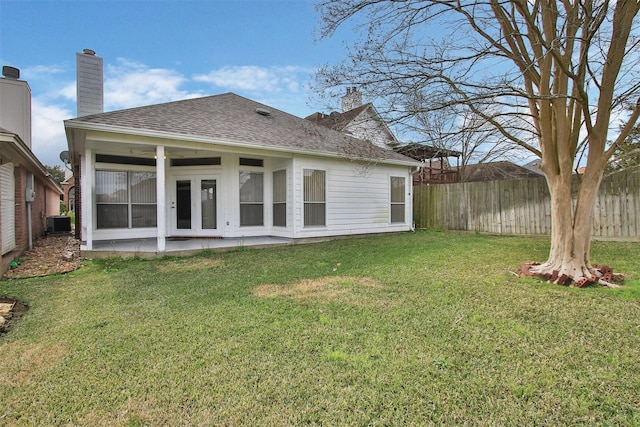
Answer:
[{"left": 1, "top": 231, "right": 639, "bottom": 426}]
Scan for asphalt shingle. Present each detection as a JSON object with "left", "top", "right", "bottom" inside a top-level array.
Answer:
[{"left": 65, "top": 93, "right": 415, "bottom": 164}]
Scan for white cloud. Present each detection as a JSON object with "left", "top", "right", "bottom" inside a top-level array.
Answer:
[
  {"left": 24, "top": 59, "right": 315, "bottom": 166},
  {"left": 57, "top": 82, "right": 76, "bottom": 102},
  {"left": 104, "top": 59, "right": 202, "bottom": 110},
  {"left": 21, "top": 64, "right": 66, "bottom": 79},
  {"left": 30, "top": 98, "right": 73, "bottom": 167},
  {"left": 194, "top": 65, "right": 311, "bottom": 94}
]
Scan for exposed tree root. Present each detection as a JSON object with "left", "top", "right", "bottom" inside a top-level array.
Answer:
[{"left": 520, "top": 262, "right": 624, "bottom": 288}]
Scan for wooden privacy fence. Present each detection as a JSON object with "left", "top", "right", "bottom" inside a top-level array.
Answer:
[{"left": 413, "top": 170, "right": 640, "bottom": 241}]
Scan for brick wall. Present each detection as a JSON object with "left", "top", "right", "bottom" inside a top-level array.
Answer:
[{"left": 12, "top": 166, "right": 62, "bottom": 250}]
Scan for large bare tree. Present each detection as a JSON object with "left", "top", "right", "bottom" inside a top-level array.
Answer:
[{"left": 316, "top": 0, "right": 640, "bottom": 286}]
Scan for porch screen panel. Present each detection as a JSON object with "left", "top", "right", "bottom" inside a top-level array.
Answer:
[
  {"left": 272, "top": 170, "right": 286, "bottom": 227},
  {"left": 239, "top": 171, "right": 264, "bottom": 226},
  {"left": 303, "top": 169, "right": 325, "bottom": 227},
  {"left": 390, "top": 176, "right": 405, "bottom": 223},
  {"left": 96, "top": 171, "right": 128, "bottom": 228},
  {"left": 131, "top": 172, "right": 157, "bottom": 228},
  {"left": 176, "top": 180, "right": 192, "bottom": 229},
  {"left": 96, "top": 170, "right": 157, "bottom": 229},
  {"left": 201, "top": 180, "right": 217, "bottom": 229}
]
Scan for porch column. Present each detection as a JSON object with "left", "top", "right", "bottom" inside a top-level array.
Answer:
[
  {"left": 156, "top": 145, "right": 166, "bottom": 252},
  {"left": 82, "top": 147, "right": 93, "bottom": 250}
]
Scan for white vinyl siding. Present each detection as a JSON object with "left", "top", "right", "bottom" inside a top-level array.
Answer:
[
  {"left": 293, "top": 158, "right": 412, "bottom": 238},
  {"left": 1, "top": 162, "right": 16, "bottom": 255},
  {"left": 303, "top": 169, "right": 326, "bottom": 227}
]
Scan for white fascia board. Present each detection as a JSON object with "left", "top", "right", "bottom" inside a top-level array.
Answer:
[{"left": 63, "top": 121, "right": 419, "bottom": 168}]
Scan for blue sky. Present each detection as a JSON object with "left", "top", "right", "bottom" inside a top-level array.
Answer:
[{"left": 0, "top": 0, "right": 355, "bottom": 166}]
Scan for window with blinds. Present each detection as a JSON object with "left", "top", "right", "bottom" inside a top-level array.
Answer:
[
  {"left": 273, "top": 170, "right": 286, "bottom": 227},
  {"left": 303, "top": 169, "right": 326, "bottom": 227},
  {"left": 239, "top": 171, "right": 264, "bottom": 226},
  {"left": 390, "top": 176, "right": 405, "bottom": 223},
  {"left": 95, "top": 171, "right": 157, "bottom": 229}
]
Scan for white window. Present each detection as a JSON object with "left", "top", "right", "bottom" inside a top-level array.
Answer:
[
  {"left": 390, "top": 176, "right": 405, "bottom": 223},
  {"left": 273, "top": 170, "right": 286, "bottom": 227},
  {"left": 95, "top": 171, "right": 157, "bottom": 229},
  {"left": 304, "top": 169, "right": 326, "bottom": 227},
  {"left": 239, "top": 171, "right": 264, "bottom": 226}
]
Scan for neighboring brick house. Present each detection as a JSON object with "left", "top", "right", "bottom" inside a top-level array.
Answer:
[
  {"left": 61, "top": 170, "right": 75, "bottom": 213},
  {"left": 1, "top": 67, "right": 63, "bottom": 272}
]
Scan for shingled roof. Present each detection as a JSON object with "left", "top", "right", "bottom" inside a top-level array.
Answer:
[{"left": 65, "top": 93, "right": 416, "bottom": 165}]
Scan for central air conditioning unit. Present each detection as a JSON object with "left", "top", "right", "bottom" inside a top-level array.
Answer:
[{"left": 46, "top": 216, "right": 72, "bottom": 234}]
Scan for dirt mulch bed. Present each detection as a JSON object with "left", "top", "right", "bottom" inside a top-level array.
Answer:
[
  {"left": 0, "top": 297, "right": 29, "bottom": 335},
  {"left": 3, "top": 234, "right": 82, "bottom": 280},
  {"left": 1, "top": 234, "right": 82, "bottom": 336}
]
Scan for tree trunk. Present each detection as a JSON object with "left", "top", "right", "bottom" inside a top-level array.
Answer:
[{"left": 528, "top": 169, "right": 619, "bottom": 287}]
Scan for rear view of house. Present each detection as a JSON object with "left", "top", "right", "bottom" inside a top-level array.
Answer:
[{"left": 64, "top": 51, "right": 418, "bottom": 257}]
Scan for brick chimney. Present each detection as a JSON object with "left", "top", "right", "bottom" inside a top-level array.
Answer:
[
  {"left": 341, "top": 86, "right": 362, "bottom": 112},
  {"left": 76, "top": 49, "right": 103, "bottom": 117}
]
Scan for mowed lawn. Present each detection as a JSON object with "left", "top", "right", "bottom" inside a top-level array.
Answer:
[{"left": 1, "top": 231, "right": 639, "bottom": 426}]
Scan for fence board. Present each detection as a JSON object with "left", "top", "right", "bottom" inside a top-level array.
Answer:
[{"left": 413, "top": 170, "right": 639, "bottom": 241}]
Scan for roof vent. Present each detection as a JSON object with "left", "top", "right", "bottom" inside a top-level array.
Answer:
[
  {"left": 82, "top": 48, "right": 96, "bottom": 56},
  {"left": 256, "top": 108, "right": 271, "bottom": 116},
  {"left": 2, "top": 66, "right": 20, "bottom": 79}
]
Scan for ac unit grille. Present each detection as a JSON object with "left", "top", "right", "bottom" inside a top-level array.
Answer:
[{"left": 47, "top": 216, "right": 72, "bottom": 234}]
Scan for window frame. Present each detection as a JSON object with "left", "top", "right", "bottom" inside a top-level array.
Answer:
[
  {"left": 95, "top": 169, "right": 157, "bottom": 229},
  {"left": 390, "top": 176, "right": 406, "bottom": 224},
  {"left": 303, "top": 169, "right": 326, "bottom": 227},
  {"left": 239, "top": 170, "right": 264, "bottom": 227},
  {"left": 272, "top": 169, "right": 287, "bottom": 227}
]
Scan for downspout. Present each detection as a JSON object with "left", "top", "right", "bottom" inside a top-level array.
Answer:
[
  {"left": 26, "top": 172, "right": 35, "bottom": 250},
  {"left": 410, "top": 165, "right": 420, "bottom": 232},
  {"left": 27, "top": 202, "right": 33, "bottom": 250}
]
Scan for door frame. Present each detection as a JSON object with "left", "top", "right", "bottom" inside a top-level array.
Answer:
[{"left": 167, "top": 172, "right": 222, "bottom": 237}]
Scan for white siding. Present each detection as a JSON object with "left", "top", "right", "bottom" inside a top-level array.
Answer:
[
  {"left": 293, "top": 156, "right": 413, "bottom": 238},
  {"left": 1, "top": 162, "right": 16, "bottom": 255}
]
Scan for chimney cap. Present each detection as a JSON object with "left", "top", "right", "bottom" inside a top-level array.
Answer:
[
  {"left": 2, "top": 66, "right": 20, "bottom": 79},
  {"left": 82, "top": 48, "right": 96, "bottom": 56}
]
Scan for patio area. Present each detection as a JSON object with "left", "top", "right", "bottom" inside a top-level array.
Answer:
[{"left": 82, "top": 236, "right": 294, "bottom": 259}]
